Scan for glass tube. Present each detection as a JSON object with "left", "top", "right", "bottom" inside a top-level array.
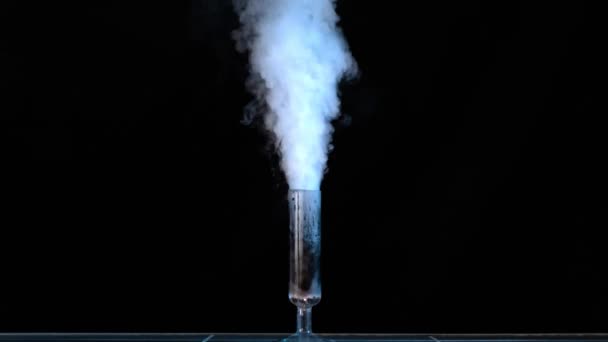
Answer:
[{"left": 283, "top": 190, "right": 328, "bottom": 342}]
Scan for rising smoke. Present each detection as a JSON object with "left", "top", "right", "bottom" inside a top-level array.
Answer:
[{"left": 233, "top": 0, "right": 358, "bottom": 190}]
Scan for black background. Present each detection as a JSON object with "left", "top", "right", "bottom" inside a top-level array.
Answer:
[{"left": 1, "top": 0, "right": 605, "bottom": 334}]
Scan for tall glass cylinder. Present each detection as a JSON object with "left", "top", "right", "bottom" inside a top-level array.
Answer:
[{"left": 284, "top": 190, "right": 326, "bottom": 342}]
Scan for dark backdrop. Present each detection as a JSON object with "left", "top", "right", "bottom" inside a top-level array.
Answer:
[{"left": 1, "top": 0, "right": 605, "bottom": 334}]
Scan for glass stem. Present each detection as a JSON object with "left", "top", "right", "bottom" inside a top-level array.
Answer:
[{"left": 297, "top": 307, "right": 312, "bottom": 335}]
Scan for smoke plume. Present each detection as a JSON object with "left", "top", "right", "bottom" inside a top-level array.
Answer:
[{"left": 233, "top": 0, "right": 358, "bottom": 190}]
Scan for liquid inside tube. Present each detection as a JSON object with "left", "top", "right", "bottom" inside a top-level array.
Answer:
[{"left": 288, "top": 190, "right": 321, "bottom": 308}]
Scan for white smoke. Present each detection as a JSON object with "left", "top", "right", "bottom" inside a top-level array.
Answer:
[{"left": 233, "top": 0, "right": 358, "bottom": 190}]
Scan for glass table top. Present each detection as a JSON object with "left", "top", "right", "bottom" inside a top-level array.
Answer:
[{"left": 0, "top": 334, "right": 606, "bottom": 342}]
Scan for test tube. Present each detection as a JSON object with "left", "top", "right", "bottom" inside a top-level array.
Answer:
[{"left": 288, "top": 189, "right": 322, "bottom": 337}]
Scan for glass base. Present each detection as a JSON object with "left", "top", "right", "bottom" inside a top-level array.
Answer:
[{"left": 280, "top": 333, "right": 334, "bottom": 342}]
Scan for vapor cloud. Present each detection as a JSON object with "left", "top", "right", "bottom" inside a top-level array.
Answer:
[{"left": 233, "top": 0, "right": 358, "bottom": 190}]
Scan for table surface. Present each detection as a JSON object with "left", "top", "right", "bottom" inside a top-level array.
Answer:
[{"left": 0, "top": 334, "right": 607, "bottom": 342}]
